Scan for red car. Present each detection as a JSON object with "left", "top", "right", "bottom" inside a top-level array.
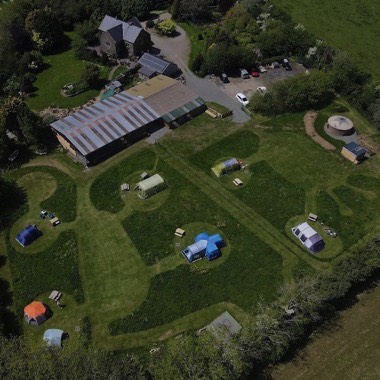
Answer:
[{"left": 250, "top": 70, "right": 260, "bottom": 77}]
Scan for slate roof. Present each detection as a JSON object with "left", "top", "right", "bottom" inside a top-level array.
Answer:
[
  {"left": 51, "top": 92, "right": 161, "bottom": 156},
  {"left": 98, "top": 15, "right": 143, "bottom": 44},
  {"left": 138, "top": 53, "right": 176, "bottom": 74},
  {"left": 344, "top": 142, "right": 366, "bottom": 157}
]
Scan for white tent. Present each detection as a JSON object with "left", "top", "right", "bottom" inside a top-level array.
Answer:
[{"left": 291, "top": 222, "right": 325, "bottom": 253}]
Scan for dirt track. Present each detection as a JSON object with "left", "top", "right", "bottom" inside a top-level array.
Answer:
[{"left": 304, "top": 111, "right": 336, "bottom": 151}]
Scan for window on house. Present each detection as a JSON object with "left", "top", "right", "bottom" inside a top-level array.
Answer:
[{"left": 106, "top": 42, "right": 110, "bottom": 46}]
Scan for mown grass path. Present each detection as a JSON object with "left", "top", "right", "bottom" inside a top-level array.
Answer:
[{"left": 155, "top": 145, "right": 329, "bottom": 276}]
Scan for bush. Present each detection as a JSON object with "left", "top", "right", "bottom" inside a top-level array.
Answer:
[
  {"left": 146, "top": 19, "right": 155, "bottom": 28},
  {"left": 155, "top": 19, "right": 177, "bottom": 36}
]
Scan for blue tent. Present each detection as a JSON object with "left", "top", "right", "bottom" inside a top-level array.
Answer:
[
  {"left": 15, "top": 225, "right": 42, "bottom": 247},
  {"left": 43, "top": 329, "right": 64, "bottom": 348},
  {"left": 182, "top": 232, "right": 226, "bottom": 262}
]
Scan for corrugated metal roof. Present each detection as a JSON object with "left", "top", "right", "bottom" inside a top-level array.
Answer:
[
  {"left": 51, "top": 92, "right": 161, "bottom": 156},
  {"left": 138, "top": 53, "right": 174, "bottom": 74}
]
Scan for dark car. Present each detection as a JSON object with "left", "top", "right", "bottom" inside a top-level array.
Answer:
[
  {"left": 283, "top": 58, "right": 292, "bottom": 71},
  {"left": 220, "top": 73, "right": 229, "bottom": 83}
]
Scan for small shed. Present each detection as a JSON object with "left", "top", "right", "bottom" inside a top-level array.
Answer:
[
  {"left": 16, "top": 225, "right": 42, "bottom": 247},
  {"left": 136, "top": 174, "right": 166, "bottom": 199},
  {"left": 43, "top": 329, "right": 64, "bottom": 348},
  {"left": 138, "top": 53, "right": 179, "bottom": 79},
  {"left": 24, "top": 301, "right": 47, "bottom": 325},
  {"left": 341, "top": 142, "right": 367, "bottom": 164},
  {"left": 105, "top": 80, "right": 122, "bottom": 91},
  {"left": 212, "top": 158, "right": 240, "bottom": 177}
]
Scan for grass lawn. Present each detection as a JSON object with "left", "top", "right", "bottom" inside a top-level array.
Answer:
[
  {"left": 274, "top": 0, "right": 380, "bottom": 80},
  {"left": 271, "top": 284, "right": 380, "bottom": 380},
  {"left": 2, "top": 101, "right": 380, "bottom": 351},
  {"left": 178, "top": 22, "right": 211, "bottom": 68},
  {"left": 27, "top": 32, "right": 109, "bottom": 111}
]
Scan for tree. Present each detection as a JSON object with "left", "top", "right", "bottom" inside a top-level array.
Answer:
[
  {"left": 176, "top": 0, "right": 212, "bottom": 22},
  {"left": 171, "top": 0, "right": 181, "bottom": 20},
  {"left": 156, "top": 19, "right": 177, "bottom": 36},
  {"left": 25, "top": 7, "right": 64, "bottom": 53},
  {"left": 219, "top": 0, "right": 235, "bottom": 14},
  {"left": 0, "top": 177, "right": 26, "bottom": 230},
  {"left": 16, "top": 103, "right": 46, "bottom": 146},
  {"left": 75, "top": 20, "right": 98, "bottom": 45},
  {"left": 81, "top": 63, "right": 101, "bottom": 88},
  {"left": 120, "top": 0, "right": 154, "bottom": 20}
]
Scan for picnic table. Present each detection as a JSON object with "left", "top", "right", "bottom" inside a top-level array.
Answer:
[{"left": 49, "top": 290, "right": 62, "bottom": 302}]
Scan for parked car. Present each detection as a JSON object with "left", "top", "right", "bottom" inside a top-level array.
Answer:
[
  {"left": 240, "top": 68, "right": 250, "bottom": 79},
  {"left": 283, "top": 58, "right": 292, "bottom": 70},
  {"left": 258, "top": 65, "right": 267, "bottom": 73},
  {"left": 250, "top": 70, "right": 260, "bottom": 77},
  {"left": 257, "top": 86, "right": 267, "bottom": 94},
  {"left": 236, "top": 92, "right": 249, "bottom": 106},
  {"left": 220, "top": 73, "right": 229, "bottom": 83}
]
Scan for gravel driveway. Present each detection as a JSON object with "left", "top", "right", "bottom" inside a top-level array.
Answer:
[{"left": 148, "top": 16, "right": 250, "bottom": 123}]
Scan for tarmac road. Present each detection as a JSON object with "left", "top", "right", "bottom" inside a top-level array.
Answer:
[{"left": 149, "top": 15, "right": 250, "bottom": 124}]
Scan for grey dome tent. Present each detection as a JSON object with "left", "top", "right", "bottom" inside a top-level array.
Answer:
[
  {"left": 43, "top": 329, "right": 65, "bottom": 348},
  {"left": 135, "top": 174, "right": 167, "bottom": 199}
]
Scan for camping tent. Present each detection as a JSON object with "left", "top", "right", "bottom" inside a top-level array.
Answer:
[
  {"left": 136, "top": 174, "right": 166, "bottom": 199},
  {"left": 15, "top": 224, "right": 42, "bottom": 247},
  {"left": 291, "top": 222, "right": 325, "bottom": 253},
  {"left": 182, "top": 232, "right": 226, "bottom": 262},
  {"left": 211, "top": 158, "right": 240, "bottom": 177},
  {"left": 24, "top": 301, "right": 47, "bottom": 325},
  {"left": 43, "top": 329, "right": 64, "bottom": 347}
]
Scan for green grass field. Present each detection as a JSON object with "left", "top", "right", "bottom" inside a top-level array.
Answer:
[
  {"left": 2, "top": 100, "right": 380, "bottom": 351},
  {"left": 274, "top": 0, "right": 380, "bottom": 80},
  {"left": 27, "top": 33, "right": 109, "bottom": 111},
  {"left": 271, "top": 284, "right": 380, "bottom": 380}
]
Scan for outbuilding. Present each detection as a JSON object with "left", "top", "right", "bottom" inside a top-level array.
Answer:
[
  {"left": 135, "top": 174, "right": 167, "bottom": 199},
  {"left": 24, "top": 301, "right": 47, "bottom": 325},
  {"left": 15, "top": 225, "right": 42, "bottom": 247},
  {"left": 327, "top": 115, "right": 355, "bottom": 136},
  {"left": 291, "top": 222, "right": 325, "bottom": 253},
  {"left": 341, "top": 142, "right": 367, "bottom": 164},
  {"left": 212, "top": 158, "right": 240, "bottom": 177},
  {"left": 138, "top": 53, "right": 179, "bottom": 79}
]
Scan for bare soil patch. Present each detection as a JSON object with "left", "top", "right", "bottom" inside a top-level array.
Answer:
[{"left": 304, "top": 111, "right": 336, "bottom": 151}]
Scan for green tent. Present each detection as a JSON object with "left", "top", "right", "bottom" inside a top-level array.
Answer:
[
  {"left": 136, "top": 174, "right": 167, "bottom": 199},
  {"left": 211, "top": 158, "right": 240, "bottom": 177}
]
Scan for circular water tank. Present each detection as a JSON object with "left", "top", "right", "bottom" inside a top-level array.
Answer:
[{"left": 327, "top": 115, "right": 355, "bottom": 136}]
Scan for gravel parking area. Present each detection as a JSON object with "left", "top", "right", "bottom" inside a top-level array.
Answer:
[{"left": 214, "top": 64, "right": 308, "bottom": 99}]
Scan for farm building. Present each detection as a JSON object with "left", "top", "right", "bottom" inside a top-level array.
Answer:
[
  {"left": 327, "top": 115, "right": 355, "bottom": 136},
  {"left": 51, "top": 75, "right": 206, "bottom": 165},
  {"left": 126, "top": 75, "right": 206, "bottom": 128},
  {"left": 182, "top": 232, "right": 226, "bottom": 262},
  {"left": 291, "top": 222, "right": 325, "bottom": 253},
  {"left": 341, "top": 142, "right": 367, "bottom": 164},
  {"left": 135, "top": 174, "right": 167, "bottom": 199},
  {"left": 15, "top": 224, "right": 42, "bottom": 247},
  {"left": 138, "top": 53, "right": 179, "bottom": 79},
  {"left": 43, "top": 329, "right": 64, "bottom": 347},
  {"left": 211, "top": 158, "right": 240, "bottom": 177},
  {"left": 24, "top": 301, "right": 47, "bottom": 325}
]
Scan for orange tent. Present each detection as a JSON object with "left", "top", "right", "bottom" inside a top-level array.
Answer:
[{"left": 24, "top": 301, "right": 47, "bottom": 325}]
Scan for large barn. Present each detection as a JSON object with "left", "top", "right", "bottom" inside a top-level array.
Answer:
[{"left": 51, "top": 75, "right": 206, "bottom": 165}]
